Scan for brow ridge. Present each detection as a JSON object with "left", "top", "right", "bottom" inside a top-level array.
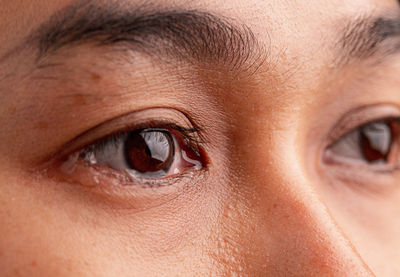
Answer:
[
  {"left": 31, "top": 1, "right": 267, "bottom": 72},
  {"left": 340, "top": 15, "right": 400, "bottom": 64}
]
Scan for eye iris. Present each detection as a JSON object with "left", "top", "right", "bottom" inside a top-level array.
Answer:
[
  {"left": 360, "top": 121, "right": 393, "bottom": 163},
  {"left": 124, "top": 130, "right": 174, "bottom": 173}
]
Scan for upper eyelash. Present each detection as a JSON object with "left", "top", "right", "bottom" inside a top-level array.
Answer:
[
  {"left": 327, "top": 112, "right": 400, "bottom": 145},
  {"left": 166, "top": 123, "right": 204, "bottom": 143},
  {"left": 79, "top": 122, "right": 203, "bottom": 159}
]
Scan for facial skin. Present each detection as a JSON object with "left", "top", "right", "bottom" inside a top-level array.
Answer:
[{"left": 1, "top": 0, "right": 400, "bottom": 275}]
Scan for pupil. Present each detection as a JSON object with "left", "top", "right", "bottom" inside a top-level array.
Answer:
[
  {"left": 124, "top": 130, "right": 174, "bottom": 173},
  {"left": 360, "top": 121, "right": 393, "bottom": 163}
]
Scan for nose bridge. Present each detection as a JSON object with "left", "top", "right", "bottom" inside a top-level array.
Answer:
[
  {"left": 255, "top": 161, "right": 375, "bottom": 276},
  {"left": 225, "top": 109, "right": 375, "bottom": 275}
]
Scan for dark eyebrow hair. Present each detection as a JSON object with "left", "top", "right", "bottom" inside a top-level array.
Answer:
[
  {"left": 339, "top": 15, "right": 400, "bottom": 65},
  {"left": 30, "top": 1, "right": 266, "bottom": 72}
]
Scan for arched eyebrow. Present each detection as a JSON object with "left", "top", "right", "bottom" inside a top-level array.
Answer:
[
  {"left": 28, "top": 1, "right": 266, "bottom": 72},
  {"left": 339, "top": 15, "right": 400, "bottom": 65}
]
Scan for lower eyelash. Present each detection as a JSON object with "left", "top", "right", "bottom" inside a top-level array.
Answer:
[{"left": 72, "top": 121, "right": 206, "bottom": 183}]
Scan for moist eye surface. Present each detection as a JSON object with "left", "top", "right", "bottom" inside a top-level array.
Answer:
[
  {"left": 327, "top": 119, "right": 398, "bottom": 164},
  {"left": 77, "top": 123, "right": 204, "bottom": 181},
  {"left": 124, "top": 129, "right": 174, "bottom": 174},
  {"left": 360, "top": 122, "right": 393, "bottom": 163}
]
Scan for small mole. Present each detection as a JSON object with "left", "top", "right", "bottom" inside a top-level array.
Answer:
[{"left": 90, "top": 73, "right": 102, "bottom": 82}]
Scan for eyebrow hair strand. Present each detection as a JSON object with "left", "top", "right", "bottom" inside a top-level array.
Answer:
[
  {"left": 339, "top": 15, "right": 400, "bottom": 64},
  {"left": 30, "top": 1, "right": 267, "bottom": 73}
]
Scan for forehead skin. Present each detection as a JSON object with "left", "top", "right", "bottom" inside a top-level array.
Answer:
[{"left": 1, "top": 0, "right": 400, "bottom": 276}]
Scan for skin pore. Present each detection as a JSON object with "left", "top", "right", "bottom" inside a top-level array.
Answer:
[{"left": 1, "top": 0, "right": 400, "bottom": 275}]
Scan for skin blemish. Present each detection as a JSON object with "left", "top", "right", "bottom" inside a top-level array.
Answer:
[
  {"left": 35, "top": 121, "right": 49, "bottom": 130},
  {"left": 90, "top": 72, "right": 102, "bottom": 82}
]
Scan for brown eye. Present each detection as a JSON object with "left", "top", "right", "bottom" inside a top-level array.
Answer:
[
  {"left": 327, "top": 120, "right": 399, "bottom": 165},
  {"left": 124, "top": 130, "right": 174, "bottom": 173},
  {"left": 81, "top": 125, "right": 204, "bottom": 180},
  {"left": 360, "top": 122, "right": 395, "bottom": 163}
]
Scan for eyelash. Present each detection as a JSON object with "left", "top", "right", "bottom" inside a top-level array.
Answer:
[
  {"left": 319, "top": 116, "right": 400, "bottom": 192},
  {"left": 55, "top": 120, "right": 207, "bottom": 188},
  {"left": 326, "top": 117, "right": 399, "bottom": 161},
  {"left": 82, "top": 122, "right": 202, "bottom": 158},
  {"left": 308, "top": 111, "right": 400, "bottom": 196}
]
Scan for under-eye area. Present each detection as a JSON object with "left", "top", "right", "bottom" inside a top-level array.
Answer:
[{"left": 322, "top": 105, "right": 400, "bottom": 192}]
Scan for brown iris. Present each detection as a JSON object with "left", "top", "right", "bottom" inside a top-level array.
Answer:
[
  {"left": 124, "top": 129, "right": 174, "bottom": 173},
  {"left": 360, "top": 121, "right": 397, "bottom": 163}
]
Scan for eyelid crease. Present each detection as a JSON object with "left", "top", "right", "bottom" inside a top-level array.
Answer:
[
  {"left": 82, "top": 123, "right": 202, "bottom": 159},
  {"left": 40, "top": 108, "right": 205, "bottom": 166},
  {"left": 325, "top": 104, "right": 400, "bottom": 146}
]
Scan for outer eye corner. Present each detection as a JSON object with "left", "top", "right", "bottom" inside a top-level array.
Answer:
[{"left": 325, "top": 118, "right": 400, "bottom": 168}]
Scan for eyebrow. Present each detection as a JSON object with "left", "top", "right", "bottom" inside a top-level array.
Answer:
[
  {"left": 30, "top": 1, "right": 266, "bottom": 72},
  {"left": 340, "top": 15, "right": 400, "bottom": 64}
]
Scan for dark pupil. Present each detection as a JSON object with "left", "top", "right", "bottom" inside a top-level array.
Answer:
[
  {"left": 124, "top": 130, "right": 174, "bottom": 173},
  {"left": 360, "top": 121, "right": 393, "bottom": 163}
]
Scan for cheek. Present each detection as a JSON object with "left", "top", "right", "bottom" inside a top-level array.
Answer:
[
  {"left": 207, "top": 199, "right": 270, "bottom": 275},
  {"left": 0, "top": 174, "right": 95, "bottom": 275},
  {"left": 0, "top": 173, "right": 139, "bottom": 275},
  {"left": 0, "top": 167, "right": 233, "bottom": 275}
]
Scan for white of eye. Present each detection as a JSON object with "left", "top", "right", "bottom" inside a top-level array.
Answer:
[
  {"left": 81, "top": 128, "right": 203, "bottom": 179},
  {"left": 328, "top": 120, "right": 395, "bottom": 164}
]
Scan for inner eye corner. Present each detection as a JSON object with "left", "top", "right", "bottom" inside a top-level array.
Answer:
[{"left": 58, "top": 119, "right": 207, "bottom": 187}]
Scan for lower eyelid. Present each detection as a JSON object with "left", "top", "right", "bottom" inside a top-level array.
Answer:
[
  {"left": 54, "top": 156, "right": 188, "bottom": 189},
  {"left": 330, "top": 170, "right": 400, "bottom": 195},
  {"left": 54, "top": 132, "right": 204, "bottom": 189},
  {"left": 41, "top": 158, "right": 204, "bottom": 212},
  {"left": 324, "top": 152, "right": 395, "bottom": 171}
]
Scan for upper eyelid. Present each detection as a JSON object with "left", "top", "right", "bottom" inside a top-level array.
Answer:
[
  {"left": 325, "top": 104, "right": 400, "bottom": 145},
  {"left": 167, "top": 123, "right": 206, "bottom": 144},
  {"left": 85, "top": 123, "right": 202, "bottom": 157},
  {"left": 44, "top": 108, "right": 203, "bottom": 164}
]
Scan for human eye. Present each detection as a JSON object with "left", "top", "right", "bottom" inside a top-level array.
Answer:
[
  {"left": 325, "top": 119, "right": 399, "bottom": 167},
  {"left": 322, "top": 105, "right": 400, "bottom": 191},
  {"left": 47, "top": 108, "right": 208, "bottom": 191},
  {"left": 81, "top": 124, "right": 203, "bottom": 180}
]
